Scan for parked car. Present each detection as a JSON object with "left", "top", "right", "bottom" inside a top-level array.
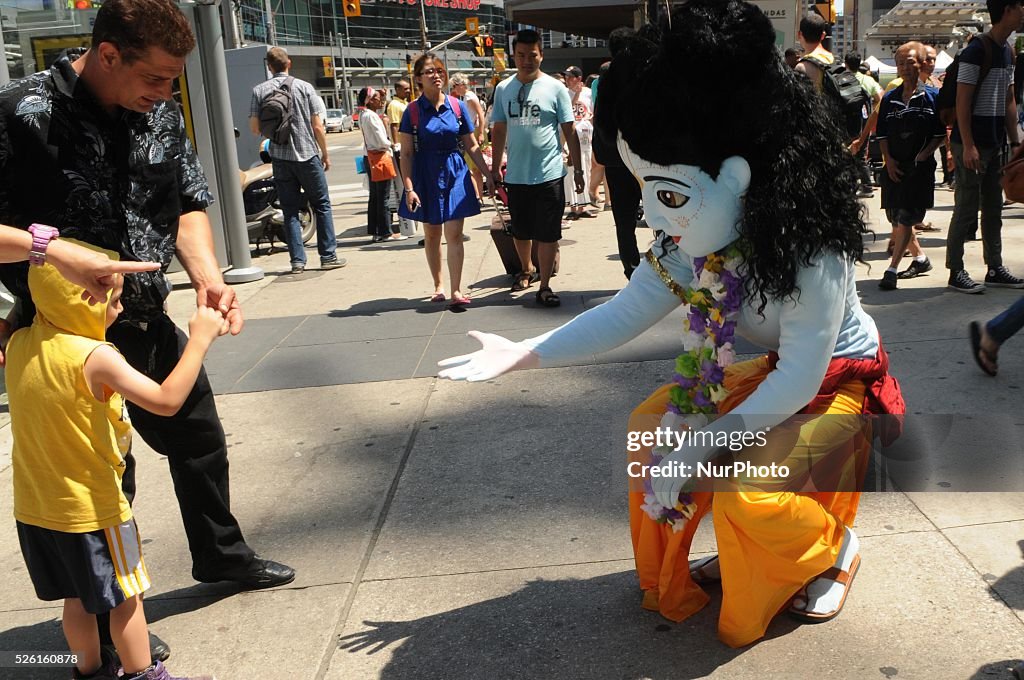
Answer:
[{"left": 324, "top": 108, "right": 354, "bottom": 133}]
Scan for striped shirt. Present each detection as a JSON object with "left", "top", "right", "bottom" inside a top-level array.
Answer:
[
  {"left": 952, "top": 37, "right": 1015, "bottom": 147},
  {"left": 250, "top": 73, "right": 325, "bottom": 162}
]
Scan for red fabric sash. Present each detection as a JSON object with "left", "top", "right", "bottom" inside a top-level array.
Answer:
[{"left": 766, "top": 339, "right": 905, "bottom": 445}]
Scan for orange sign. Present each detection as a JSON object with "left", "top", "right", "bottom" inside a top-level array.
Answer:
[{"left": 466, "top": 17, "right": 479, "bottom": 35}]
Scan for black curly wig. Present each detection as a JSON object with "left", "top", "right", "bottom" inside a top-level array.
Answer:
[{"left": 595, "top": 0, "right": 868, "bottom": 313}]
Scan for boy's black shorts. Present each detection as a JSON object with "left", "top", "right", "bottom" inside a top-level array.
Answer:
[{"left": 17, "top": 519, "right": 150, "bottom": 614}]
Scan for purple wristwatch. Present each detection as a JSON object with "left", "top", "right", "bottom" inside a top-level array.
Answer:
[{"left": 27, "top": 224, "right": 59, "bottom": 266}]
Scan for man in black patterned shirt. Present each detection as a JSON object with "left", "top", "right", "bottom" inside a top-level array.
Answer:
[{"left": 0, "top": 0, "right": 295, "bottom": 636}]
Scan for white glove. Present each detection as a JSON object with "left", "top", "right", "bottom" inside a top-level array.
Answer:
[
  {"left": 437, "top": 330, "right": 540, "bottom": 381},
  {"left": 651, "top": 444, "right": 710, "bottom": 510}
]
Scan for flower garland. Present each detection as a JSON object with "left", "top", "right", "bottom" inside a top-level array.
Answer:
[{"left": 640, "top": 243, "right": 745, "bottom": 531}]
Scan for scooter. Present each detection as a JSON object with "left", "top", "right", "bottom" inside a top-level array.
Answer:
[{"left": 235, "top": 130, "right": 316, "bottom": 254}]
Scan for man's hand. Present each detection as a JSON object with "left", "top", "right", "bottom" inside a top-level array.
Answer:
[
  {"left": 196, "top": 282, "right": 244, "bottom": 335},
  {"left": 885, "top": 160, "right": 904, "bottom": 183},
  {"left": 48, "top": 240, "right": 160, "bottom": 305},
  {"left": 849, "top": 138, "right": 863, "bottom": 155},
  {"left": 573, "top": 170, "right": 585, "bottom": 194},
  {"left": 322, "top": 155, "right": 331, "bottom": 171},
  {"left": 962, "top": 143, "right": 981, "bottom": 172}
]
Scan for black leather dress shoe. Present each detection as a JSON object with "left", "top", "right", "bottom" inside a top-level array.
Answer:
[
  {"left": 149, "top": 631, "right": 172, "bottom": 662},
  {"left": 195, "top": 557, "right": 296, "bottom": 589},
  {"left": 101, "top": 631, "right": 170, "bottom": 667}
]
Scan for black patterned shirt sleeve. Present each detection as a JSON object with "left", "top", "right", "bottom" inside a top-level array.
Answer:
[{"left": 174, "top": 107, "right": 215, "bottom": 214}]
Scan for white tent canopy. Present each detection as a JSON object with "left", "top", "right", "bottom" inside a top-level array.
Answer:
[{"left": 864, "top": 50, "right": 951, "bottom": 77}]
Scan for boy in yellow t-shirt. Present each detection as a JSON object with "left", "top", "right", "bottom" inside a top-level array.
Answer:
[{"left": 8, "top": 242, "right": 225, "bottom": 680}]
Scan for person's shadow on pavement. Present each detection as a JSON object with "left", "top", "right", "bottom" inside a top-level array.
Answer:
[{"left": 338, "top": 570, "right": 794, "bottom": 680}]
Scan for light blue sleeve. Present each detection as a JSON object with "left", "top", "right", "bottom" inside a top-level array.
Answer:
[
  {"left": 521, "top": 251, "right": 688, "bottom": 362},
  {"left": 490, "top": 85, "right": 507, "bottom": 123},
  {"left": 724, "top": 253, "right": 849, "bottom": 433},
  {"left": 555, "top": 84, "right": 574, "bottom": 125}
]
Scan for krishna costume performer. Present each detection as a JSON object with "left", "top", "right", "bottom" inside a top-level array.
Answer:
[{"left": 438, "top": 0, "right": 904, "bottom": 648}]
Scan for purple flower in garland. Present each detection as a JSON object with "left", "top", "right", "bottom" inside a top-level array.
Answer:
[
  {"left": 688, "top": 308, "right": 707, "bottom": 334},
  {"left": 700, "top": 359, "right": 724, "bottom": 384},
  {"left": 692, "top": 390, "right": 714, "bottom": 409},
  {"left": 674, "top": 374, "right": 700, "bottom": 389}
]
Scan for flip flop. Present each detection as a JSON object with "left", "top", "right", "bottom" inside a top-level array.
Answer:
[
  {"left": 788, "top": 553, "right": 861, "bottom": 623},
  {"left": 430, "top": 292, "right": 446, "bottom": 302},
  {"left": 689, "top": 555, "right": 721, "bottom": 586},
  {"left": 449, "top": 294, "right": 472, "bottom": 307},
  {"left": 970, "top": 321, "right": 998, "bottom": 377}
]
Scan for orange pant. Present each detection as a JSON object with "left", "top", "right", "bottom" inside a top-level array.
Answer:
[{"left": 628, "top": 356, "right": 870, "bottom": 647}]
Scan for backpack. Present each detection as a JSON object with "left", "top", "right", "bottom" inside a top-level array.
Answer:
[
  {"left": 407, "top": 95, "right": 462, "bottom": 152},
  {"left": 937, "top": 35, "right": 997, "bottom": 127},
  {"left": 258, "top": 76, "right": 295, "bottom": 145},
  {"left": 801, "top": 55, "right": 870, "bottom": 140}
]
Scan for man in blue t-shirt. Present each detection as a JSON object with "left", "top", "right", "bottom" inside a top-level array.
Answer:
[
  {"left": 490, "top": 29, "right": 583, "bottom": 308},
  {"left": 947, "top": 0, "right": 1024, "bottom": 294}
]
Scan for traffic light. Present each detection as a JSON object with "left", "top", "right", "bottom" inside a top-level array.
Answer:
[
  {"left": 343, "top": 0, "right": 361, "bottom": 19},
  {"left": 482, "top": 35, "right": 494, "bottom": 57}
]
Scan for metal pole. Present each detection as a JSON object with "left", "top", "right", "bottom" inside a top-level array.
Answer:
[
  {"left": 343, "top": 15, "right": 353, "bottom": 112},
  {"left": 339, "top": 29, "right": 352, "bottom": 112},
  {"left": 221, "top": 0, "right": 241, "bottom": 49},
  {"left": 330, "top": 33, "right": 339, "bottom": 107},
  {"left": 419, "top": 0, "right": 429, "bottom": 50},
  {"left": 194, "top": 0, "right": 264, "bottom": 283},
  {"left": 0, "top": 15, "right": 10, "bottom": 87},
  {"left": 264, "top": 0, "right": 277, "bottom": 44}
]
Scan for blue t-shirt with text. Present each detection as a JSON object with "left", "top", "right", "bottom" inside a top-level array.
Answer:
[{"left": 491, "top": 73, "right": 574, "bottom": 185}]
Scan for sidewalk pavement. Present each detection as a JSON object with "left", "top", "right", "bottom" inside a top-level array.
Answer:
[{"left": 4, "top": 185, "right": 1024, "bottom": 679}]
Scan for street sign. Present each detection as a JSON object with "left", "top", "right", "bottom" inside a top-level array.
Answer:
[
  {"left": 466, "top": 17, "right": 479, "bottom": 36},
  {"left": 493, "top": 47, "right": 505, "bottom": 72},
  {"left": 322, "top": 56, "right": 333, "bottom": 78}
]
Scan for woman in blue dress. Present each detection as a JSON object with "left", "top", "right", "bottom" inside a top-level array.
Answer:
[{"left": 398, "top": 53, "right": 495, "bottom": 307}]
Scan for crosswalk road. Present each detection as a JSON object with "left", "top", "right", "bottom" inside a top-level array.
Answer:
[{"left": 329, "top": 182, "right": 368, "bottom": 203}]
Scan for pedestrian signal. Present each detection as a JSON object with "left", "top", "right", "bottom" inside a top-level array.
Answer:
[
  {"left": 343, "top": 0, "right": 361, "bottom": 18},
  {"left": 482, "top": 35, "right": 494, "bottom": 57}
]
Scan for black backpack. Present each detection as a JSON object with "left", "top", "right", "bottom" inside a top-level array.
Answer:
[
  {"left": 258, "top": 76, "right": 295, "bottom": 145},
  {"left": 802, "top": 56, "right": 870, "bottom": 139},
  {"left": 937, "top": 35, "right": 997, "bottom": 127}
]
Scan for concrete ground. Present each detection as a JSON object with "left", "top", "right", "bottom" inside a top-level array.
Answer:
[{"left": 3, "top": 176, "right": 1024, "bottom": 679}]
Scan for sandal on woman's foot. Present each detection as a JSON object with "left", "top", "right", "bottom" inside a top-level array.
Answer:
[
  {"left": 689, "top": 555, "right": 721, "bottom": 586},
  {"left": 970, "top": 321, "right": 999, "bottom": 376},
  {"left": 536, "top": 287, "right": 561, "bottom": 307},
  {"left": 787, "top": 553, "right": 861, "bottom": 623},
  {"left": 449, "top": 294, "right": 472, "bottom": 307},
  {"left": 511, "top": 270, "right": 538, "bottom": 292},
  {"left": 430, "top": 292, "right": 446, "bottom": 302}
]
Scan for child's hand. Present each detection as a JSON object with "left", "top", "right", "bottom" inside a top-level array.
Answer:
[{"left": 188, "top": 306, "right": 229, "bottom": 346}]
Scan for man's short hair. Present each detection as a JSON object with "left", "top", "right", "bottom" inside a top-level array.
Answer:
[
  {"left": 988, "top": 0, "right": 1022, "bottom": 24},
  {"left": 266, "top": 46, "right": 289, "bottom": 73},
  {"left": 844, "top": 53, "right": 861, "bottom": 71},
  {"left": 393, "top": 78, "right": 410, "bottom": 88},
  {"left": 608, "top": 26, "right": 636, "bottom": 59},
  {"left": 512, "top": 29, "right": 541, "bottom": 51},
  {"left": 92, "top": 0, "right": 195, "bottom": 64},
  {"left": 784, "top": 47, "right": 803, "bottom": 59},
  {"left": 799, "top": 13, "right": 828, "bottom": 44},
  {"left": 564, "top": 66, "right": 582, "bottom": 78}
]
